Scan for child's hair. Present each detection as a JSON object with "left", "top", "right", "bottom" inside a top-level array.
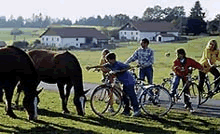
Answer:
[
  {"left": 176, "top": 48, "right": 186, "bottom": 57},
  {"left": 106, "top": 52, "right": 116, "bottom": 60},
  {"left": 206, "top": 39, "right": 218, "bottom": 50},
  {"left": 102, "top": 49, "right": 110, "bottom": 55},
  {"left": 142, "top": 38, "right": 149, "bottom": 45}
]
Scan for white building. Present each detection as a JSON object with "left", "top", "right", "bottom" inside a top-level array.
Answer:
[
  {"left": 119, "top": 22, "right": 179, "bottom": 42},
  {"left": 40, "top": 27, "right": 108, "bottom": 48}
]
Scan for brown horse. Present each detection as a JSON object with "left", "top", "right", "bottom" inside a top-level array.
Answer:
[
  {"left": 15, "top": 49, "right": 89, "bottom": 116},
  {"left": 0, "top": 46, "right": 41, "bottom": 120}
]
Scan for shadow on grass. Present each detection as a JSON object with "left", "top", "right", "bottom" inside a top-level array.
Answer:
[{"left": 0, "top": 106, "right": 220, "bottom": 134}]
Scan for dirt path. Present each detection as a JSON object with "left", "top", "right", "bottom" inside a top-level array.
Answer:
[{"left": 39, "top": 82, "right": 220, "bottom": 118}]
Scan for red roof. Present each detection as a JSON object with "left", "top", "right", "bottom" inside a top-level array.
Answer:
[{"left": 40, "top": 27, "right": 108, "bottom": 40}]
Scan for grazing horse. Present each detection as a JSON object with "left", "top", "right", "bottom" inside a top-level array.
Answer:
[
  {"left": 15, "top": 49, "right": 89, "bottom": 116},
  {"left": 0, "top": 46, "right": 41, "bottom": 120}
]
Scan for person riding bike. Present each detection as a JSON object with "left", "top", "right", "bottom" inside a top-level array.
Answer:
[
  {"left": 198, "top": 39, "right": 220, "bottom": 94},
  {"left": 171, "top": 48, "right": 203, "bottom": 112}
]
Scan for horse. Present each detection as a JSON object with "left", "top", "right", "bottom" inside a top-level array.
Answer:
[
  {"left": 0, "top": 46, "right": 42, "bottom": 120},
  {"left": 14, "top": 49, "right": 89, "bottom": 116}
]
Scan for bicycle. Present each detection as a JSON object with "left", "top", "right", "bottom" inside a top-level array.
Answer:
[
  {"left": 161, "top": 67, "right": 200, "bottom": 111},
  {"left": 198, "top": 65, "right": 220, "bottom": 106},
  {"left": 89, "top": 67, "right": 172, "bottom": 118}
]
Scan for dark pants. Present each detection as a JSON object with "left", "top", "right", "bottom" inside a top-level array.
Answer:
[
  {"left": 122, "top": 84, "right": 139, "bottom": 113},
  {"left": 199, "top": 66, "right": 220, "bottom": 92},
  {"left": 139, "top": 66, "right": 153, "bottom": 84},
  {"left": 170, "top": 75, "right": 191, "bottom": 106}
]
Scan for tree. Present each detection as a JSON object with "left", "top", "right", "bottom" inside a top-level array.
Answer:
[
  {"left": 10, "top": 28, "right": 23, "bottom": 40},
  {"left": 190, "top": 0, "right": 205, "bottom": 19},
  {"left": 112, "top": 14, "right": 130, "bottom": 27}
]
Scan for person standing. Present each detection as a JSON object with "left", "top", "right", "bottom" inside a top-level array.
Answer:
[
  {"left": 198, "top": 39, "right": 220, "bottom": 93},
  {"left": 86, "top": 53, "right": 141, "bottom": 117},
  {"left": 125, "top": 38, "right": 154, "bottom": 84}
]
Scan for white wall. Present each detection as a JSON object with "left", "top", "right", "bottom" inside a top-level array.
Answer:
[
  {"left": 156, "top": 35, "right": 175, "bottom": 42},
  {"left": 41, "top": 36, "right": 86, "bottom": 48},
  {"left": 139, "top": 32, "right": 157, "bottom": 41},
  {"left": 41, "top": 36, "right": 61, "bottom": 46},
  {"left": 119, "top": 30, "right": 139, "bottom": 41},
  {"left": 62, "top": 38, "right": 85, "bottom": 48}
]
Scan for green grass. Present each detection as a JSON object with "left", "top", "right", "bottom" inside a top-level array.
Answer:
[
  {"left": 0, "top": 89, "right": 219, "bottom": 134},
  {"left": 0, "top": 28, "right": 220, "bottom": 133}
]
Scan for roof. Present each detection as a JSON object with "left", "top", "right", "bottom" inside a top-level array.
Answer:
[
  {"left": 120, "top": 22, "right": 179, "bottom": 32},
  {"left": 40, "top": 27, "right": 108, "bottom": 40}
]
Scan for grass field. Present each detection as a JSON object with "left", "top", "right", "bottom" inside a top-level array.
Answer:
[{"left": 0, "top": 28, "right": 220, "bottom": 133}]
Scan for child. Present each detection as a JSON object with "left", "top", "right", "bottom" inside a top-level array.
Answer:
[
  {"left": 171, "top": 48, "right": 203, "bottom": 112},
  {"left": 86, "top": 52, "right": 141, "bottom": 117},
  {"left": 99, "top": 49, "right": 110, "bottom": 82},
  {"left": 198, "top": 39, "right": 220, "bottom": 93}
]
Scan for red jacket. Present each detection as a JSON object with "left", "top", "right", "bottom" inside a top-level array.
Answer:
[{"left": 172, "top": 57, "right": 203, "bottom": 77}]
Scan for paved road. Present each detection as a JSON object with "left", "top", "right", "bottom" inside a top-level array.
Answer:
[{"left": 39, "top": 82, "right": 220, "bottom": 118}]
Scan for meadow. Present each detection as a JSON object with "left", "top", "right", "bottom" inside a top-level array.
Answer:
[{"left": 0, "top": 28, "right": 220, "bottom": 133}]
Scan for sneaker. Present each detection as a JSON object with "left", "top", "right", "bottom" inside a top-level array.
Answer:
[
  {"left": 121, "top": 111, "right": 131, "bottom": 116},
  {"left": 133, "top": 110, "right": 142, "bottom": 117},
  {"left": 184, "top": 104, "right": 195, "bottom": 113}
]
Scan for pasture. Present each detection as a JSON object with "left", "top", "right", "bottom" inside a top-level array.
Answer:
[{"left": 0, "top": 29, "right": 220, "bottom": 133}]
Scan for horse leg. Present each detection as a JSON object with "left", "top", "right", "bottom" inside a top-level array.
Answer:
[
  {"left": 4, "top": 80, "right": 18, "bottom": 118},
  {"left": 57, "top": 81, "right": 70, "bottom": 114},
  {"left": 64, "top": 82, "right": 73, "bottom": 109},
  {"left": 14, "top": 83, "right": 23, "bottom": 107}
]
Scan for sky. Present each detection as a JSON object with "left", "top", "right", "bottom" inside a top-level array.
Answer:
[{"left": 0, "top": 0, "right": 220, "bottom": 22}]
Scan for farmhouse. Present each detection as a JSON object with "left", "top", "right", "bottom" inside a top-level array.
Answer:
[
  {"left": 40, "top": 27, "right": 109, "bottom": 48},
  {"left": 119, "top": 22, "right": 179, "bottom": 42}
]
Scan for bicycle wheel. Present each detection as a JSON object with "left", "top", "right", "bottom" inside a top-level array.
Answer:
[
  {"left": 188, "top": 82, "right": 200, "bottom": 109},
  {"left": 198, "top": 81, "right": 210, "bottom": 106},
  {"left": 90, "top": 84, "right": 122, "bottom": 118},
  {"left": 140, "top": 85, "right": 172, "bottom": 116},
  {"left": 162, "top": 79, "right": 172, "bottom": 90}
]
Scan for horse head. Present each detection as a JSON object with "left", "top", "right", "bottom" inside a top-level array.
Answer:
[
  {"left": 73, "top": 89, "right": 90, "bottom": 116},
  {"left": 23, "top": 86, "right": 43, "bottom": 120}
]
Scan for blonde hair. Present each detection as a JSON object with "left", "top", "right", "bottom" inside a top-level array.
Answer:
[{"left": 206, "top": 39, "right": 219, "bottom": 50}]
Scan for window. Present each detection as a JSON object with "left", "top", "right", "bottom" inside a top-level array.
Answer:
[
  {"left": 131, "top": 32, "right": 133, "bottom": 35},
  {"left": 124, "top": 32, "right": 126, "bottom": 35},
  {"left": 52, "top": 38, "right": 54, "bottom": 41},
  {"left": 46, "top": 38, "right": 48, "bottom": 41},
  {"left": 76, "top": 38, "right": 78, "bottom": 41},
  {"left": 136, "top": 32, "right": 138, "bottom": 35},
  {"left": 57, "top": 38, "right": 59, "bottom": 41},
  {"left": 42, "top": 38, "right": 44, "bottom": 41}
]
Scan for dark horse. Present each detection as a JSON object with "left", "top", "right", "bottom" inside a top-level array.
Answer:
[
  {"left": 14, "top": 49, "right": 89, "bottom": 116},
  {"left": 0, "top": 46, "right": 41, "bottom": 120}
]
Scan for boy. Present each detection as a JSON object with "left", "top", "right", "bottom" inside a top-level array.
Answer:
[
  {"left": 125, "top": 38, "right": 154, "bottom": 84},
  {"left": 86, "top": 52, "right": 141, "bottom": 117},
  {"left": 171, "top": 48, "right": 203, "bottom": 112}
]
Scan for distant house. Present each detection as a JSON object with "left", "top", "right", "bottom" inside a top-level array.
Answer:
[
  {"left": 40, "top": 27, "right": 109, "bottom": 48},
  {"left": 119, "top": 22, "right": 179, "bottom": 42}
]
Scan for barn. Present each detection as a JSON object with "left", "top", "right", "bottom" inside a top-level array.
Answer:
[
  {"left": 119, "top": 22, "right": 179, "bottom": 42},
  {"left": 40, "top": 27, "right": 109, "bottom": 48}
]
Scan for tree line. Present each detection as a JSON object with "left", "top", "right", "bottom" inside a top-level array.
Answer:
[{"left": 0, "top": 0, "right": 220, "bottom": 35}]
